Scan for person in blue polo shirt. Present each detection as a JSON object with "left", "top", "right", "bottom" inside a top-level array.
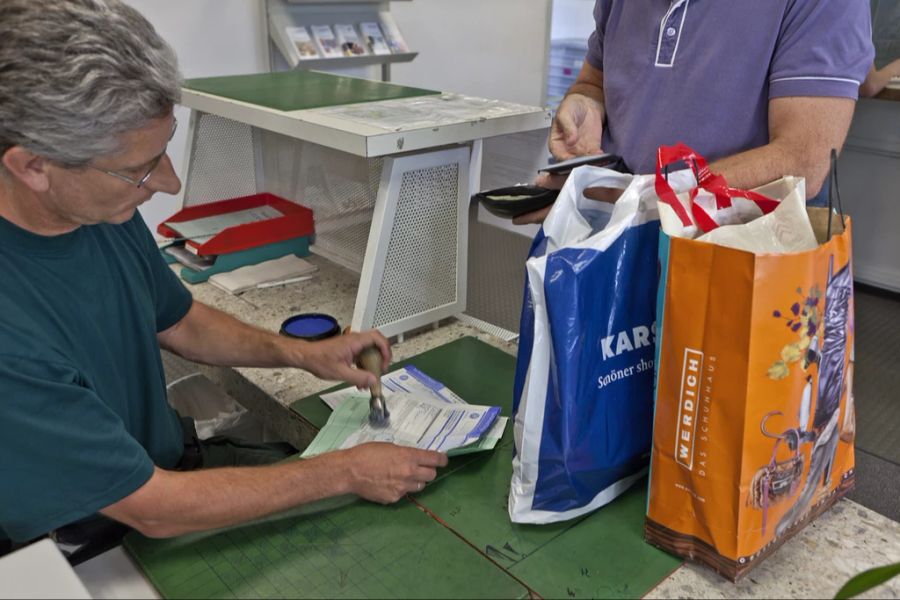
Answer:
[
  {"left": 515, "top": 0, "right": 874, "bottom": 224},
  {"left": 0, "top": 0, "right": 446, "bottom": 558}
]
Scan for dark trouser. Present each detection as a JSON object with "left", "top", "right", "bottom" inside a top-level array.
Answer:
[
  {"left": 51, "top": 417, "right": 295, "bottom": 565},
  {"left": 176, "top": 417, "right": 296, "bottom": 469}
]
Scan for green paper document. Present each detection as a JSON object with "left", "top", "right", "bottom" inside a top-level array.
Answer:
[{"left": 302, "top": 366, "right": 507, "bottom": 458}]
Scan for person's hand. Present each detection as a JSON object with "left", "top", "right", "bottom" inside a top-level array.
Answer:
[
  {"left": 512, "top": 94, "right": 605, "bottom": 226},
  {"left": 512, "top": 203, "right": 554, "bottom": 226},
  {"left": 509, "top": 171, "right": 565, "bottom": 225},
  {"left": 888, "top": 58, "right": 900, "bottom": 79},
  {"left": 512, "top": 181, "right": 625, "bottom": 226},
  {"left": 293, "top": 329, "right": 391, "bottom": 388},
  {"left": 342, "top": 442, "right": 448, "bottom": 504},
  {"left": 549, "top": 93, "right": 604, "bottom": 160}
]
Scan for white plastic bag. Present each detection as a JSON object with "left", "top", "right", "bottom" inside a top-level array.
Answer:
[{"left": 510, "top": 166, "right": 689, "bottom": 524}]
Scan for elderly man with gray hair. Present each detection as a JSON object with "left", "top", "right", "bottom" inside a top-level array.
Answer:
[{"left": 0, "top": 0, "right": 446, "bottom": 561}]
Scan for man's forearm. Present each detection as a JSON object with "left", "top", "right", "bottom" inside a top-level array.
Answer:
[
  {"left": 158, "top": 300, "right": 297, "bottom": 368},
  {"left": 860, "top": 60, "right": 900, "bottom": 98},
  {"left": 708, "top": 142, "right": 811, "bottom": 197},
  {"left": 710, "top": 96, "right": 856, "bottom": 198},
  {"left": 567, "top": 61, "right": 606, "bottom": 120},
  {"left": 103, "top": 451, "right": 352, "bottom": 538}
]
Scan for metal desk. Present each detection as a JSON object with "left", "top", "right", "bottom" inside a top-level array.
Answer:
[{"left": 178, "top": 71, "right": 550, "bottom": 338}]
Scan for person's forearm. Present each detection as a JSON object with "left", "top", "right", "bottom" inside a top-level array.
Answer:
[
  {"left": 104, "top": 451, "right": 353, "bottom": 538},
  {"left": 159, "top": 300, "right": 298, "bottom": 368},
  {"left": 860, "top": 59, "right": 900, "bottom": 98},
  {"left": 567, "top": 62, "right": 606, "bottom": 118},
  {"left": 708, "top": 142, "right": 818, "bottom": 197},
  {"left": 709, "top": 96, "right": 855, "bottom": 199}
]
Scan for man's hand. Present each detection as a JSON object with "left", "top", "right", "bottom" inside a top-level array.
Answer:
[
  {"left": 513, "top": 62, "right": 606, "bottom": 226},
  {"left": 511, "top": 172, "right": 567, "bottom": 225},
  {"left": 549, "top": 93, "right": 605, "bottom": 160},
  {"left": 512, "top": 181, "right": 625, "bottom": 226},
  {"left": 291, "top": 329, "right": 392, "bottom": 388},
  {"left": 342, "top": 442, "right": 448, "bottom": 504},
  {"left": 101, "top": 442, "right": 447, "bottom": 538}
]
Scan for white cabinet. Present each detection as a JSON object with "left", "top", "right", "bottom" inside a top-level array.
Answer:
[{"left": 839, "top": 98, "right": 900, "bottom": 292}]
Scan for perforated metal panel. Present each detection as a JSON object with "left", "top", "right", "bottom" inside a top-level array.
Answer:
[
  {"left": 182, "top": 114, "right": 383, "bottom": 272},
  {"left": 255, "top": 129, "right": 383, "bottom": 272},
  {"left": 289, "top": 145, "right": 382, "bottom": 272},
  {"left": 372, "top": 164, "right": 461, "bottom": 329},
  {"left": 183, "top": 113, "right": 259, "bottom": 206}
]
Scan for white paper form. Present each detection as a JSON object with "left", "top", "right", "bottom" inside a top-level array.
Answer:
[
  {"left": 166, "top": 205, "right": 283, "bottom": 245},
  {"left": 320, "top": 366, "right": 464, "bottom": 410},
  {"left": 304, "top": 366, "right": 508, "bottom": 457}
]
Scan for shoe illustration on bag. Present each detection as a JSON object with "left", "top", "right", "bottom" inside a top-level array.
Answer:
[{"left": 748, "top": 412, "right": 805, "bottom": 535}]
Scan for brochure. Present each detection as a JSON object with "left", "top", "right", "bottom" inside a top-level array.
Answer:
[
  {"left": 359, "top": 21, "right": 391, "bottom": 56},
  {"left": 310, "top": 24, "right": 341, "bottom": 58},
  {"left": 334, "top": 23, "right": 368, "bottom": 57},
  {"left": 287, "top": 26, "right": 319, "bottom": 60},
  {"left": 378, "top": 12, "right": 409, "bottom": 53}
]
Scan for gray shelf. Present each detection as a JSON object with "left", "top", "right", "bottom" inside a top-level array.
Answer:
[
  {"left": 290, "top": 51, "right": 416, "bottom": 71},
  {"left": 265, "top": 0, "right": 415, "bottom": 81}
]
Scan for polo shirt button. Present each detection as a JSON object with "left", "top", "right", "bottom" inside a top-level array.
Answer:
[{"left": 666, "top": 27, "right": 677, "bottom": 37}]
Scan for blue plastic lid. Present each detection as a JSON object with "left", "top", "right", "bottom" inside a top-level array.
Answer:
[{"left": 280, "top": 313, "right": 341, "bottom": 341}]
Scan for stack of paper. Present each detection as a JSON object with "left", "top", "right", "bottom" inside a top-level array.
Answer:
[
  {"left": 303, "top": 366, "right": 507, "bottom": 457},
  {"left": 208, "top": 255, "right": 317, "bottom": 294},
  {"left": 166, "top": 205, "right": 284, "bottom": 248}
]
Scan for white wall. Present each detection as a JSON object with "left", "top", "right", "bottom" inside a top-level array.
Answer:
[
  {"left": 550, "top": 0, "right": 596, "bottom": 42},
  {"left": 390, "top": 0, "right": 551, "bottom": 106}
]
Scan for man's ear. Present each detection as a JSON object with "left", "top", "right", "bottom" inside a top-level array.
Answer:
[{"left": 1, "top": 146, "right": 52, "bottom": 192}]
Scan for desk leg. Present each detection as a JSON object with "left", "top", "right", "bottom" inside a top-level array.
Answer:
[{"left": 352, "top": 146, "right": 471, "bottom": 338}]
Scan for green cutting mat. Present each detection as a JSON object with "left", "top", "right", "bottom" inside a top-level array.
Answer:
[
  {"left": 293, "top": 336, "right": 683, "bottom": 598},
  {"left": 124, "top": 495, "right": 530, "bottom": 599},
  {"left": 415, "top": 444, "right": 680, "bottom": 599},
  {"left": 127, "top": 337, "right": 681, "bottom": 598},
  {"left": 184, "top": 71, "right": 440, "bottom": 112}
]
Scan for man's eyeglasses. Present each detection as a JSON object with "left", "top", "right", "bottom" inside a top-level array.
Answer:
[{"left": 88, "top": 117, "right": 178, "bottom": 188}]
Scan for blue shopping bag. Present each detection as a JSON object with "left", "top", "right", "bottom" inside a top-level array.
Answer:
[{"left": 509, "top": 166, "right": 691, "bottom": 524}]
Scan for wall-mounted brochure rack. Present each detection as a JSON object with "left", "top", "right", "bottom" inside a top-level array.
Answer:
[{"left": 264, "top": 0, "right": 417, "bottom": 81}]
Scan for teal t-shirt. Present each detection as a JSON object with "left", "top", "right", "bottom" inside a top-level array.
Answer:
[{"left": 0, "top": 211, "right": 193, "bottom": 542}]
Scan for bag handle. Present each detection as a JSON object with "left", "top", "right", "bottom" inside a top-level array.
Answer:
[
  {"left": 654, "top": 143, "right": 714, "bottom": 227},
  {"left": 826, "top": 148, "right": 846, "bottom": 240},
  {"left": 655, "top": 143, "right": 780, "bottom": 233}
]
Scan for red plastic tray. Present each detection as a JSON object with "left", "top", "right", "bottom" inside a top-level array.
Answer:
[{"left": 158, "top": 193, "right": 314, "bottom": 257}]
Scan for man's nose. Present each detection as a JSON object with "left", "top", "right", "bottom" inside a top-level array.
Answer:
[{"left": 145, "top": 154, "right": 181, "bottom": 196}]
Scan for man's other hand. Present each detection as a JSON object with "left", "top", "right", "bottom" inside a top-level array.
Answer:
[
  {"left": 513, "top": 181, "right": 625, "bottom": 226},
  {"left": 297, "top": 330, "right": 392, "bottom": 388},
  {"left": 343, "top": 442, "right": 449, "bottom": 504},
  {"left": 549, "top": 93, "right": 604, "bottom": 160}
]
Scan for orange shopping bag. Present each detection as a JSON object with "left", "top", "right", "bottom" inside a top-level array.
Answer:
[{"left": 644, "top": 145, "right": 855, "bottom": 581}]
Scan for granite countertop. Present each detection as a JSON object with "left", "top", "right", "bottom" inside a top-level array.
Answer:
[
  {"left": 176, "top": 254, "right": 900, "bottom": 600},
  {"left": 648, "top": 502, "right": 900, "bottom": 599},
  {"left": 175, "top": 255, "right": 515, "bottom": 449}
]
